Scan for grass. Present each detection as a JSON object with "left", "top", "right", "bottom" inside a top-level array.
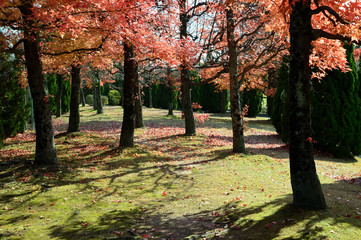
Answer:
[{"left": 0, "top": 106, "right": 360, "bottom": 240}]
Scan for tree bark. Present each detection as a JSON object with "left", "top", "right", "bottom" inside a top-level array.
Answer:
[
  {"left": 148, "top": 85, "right": 153, "bottom": 108},
  {"left": 227, "top": 7, "right": 246, "bottom": 153},
  {"left": 20, "top": 2, "right": 57, "bottom": 166},
  {"left": 93, "top": 82, "right": 97, "bottom": 110},
  {"left": 80, "top": 86, "right": 86, "bottom": 107},
  {"left": 135, "top": 67, "right": 144, "bottom": 128},
  {"left": 95, "top": 71, "right": 103, "bottom": 114},
  {"left": 168, "top": 86, "right": 174, "bottom": 116},
  {"left": 180, "top": 0, "right": 196, "bottom": 135},
  {"left": 288, "top": 0, "right": 326, "bottom": 209},
  {"left": 167, "top": 67, "right": 174, "bottom": 116},
  {"left": 120, "top": 40, "right": 136, "bottom": 147},
  {"left": 55, "top": 74, "right": 63, "bottom": 118},
  {"left": 68, "top": 65, "right": 81, "bottom": 133}
]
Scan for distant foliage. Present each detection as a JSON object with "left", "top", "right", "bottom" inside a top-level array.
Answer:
[
  {"left": 241, "top": 89, "right": 263, "bottom": 117},
  {"left": 101, "top": 96, "right": 109, "bottom": 106},
  {"left": 108, "top": 90, "right": 121, "bottom": 105},
  {"left": 0, "top": 53, "right": 30, "bottom": 147},
  {"left": 192, "top": 83, "right": 227, "bottom": 113},
  {"left": 86, "top": 94, "right": 108, "bottom": 106},
  {"left": 144, "top": 84, "right": 178, "bottom": 110},
  {"left": 271, "top": 59, "right": 290, "bottom": 143},
  {"left": 86, "top": 94, "right": 94, "bottom": 106},
  {"left": 47, "top": 74, "right": 71, "bottom": 114}
]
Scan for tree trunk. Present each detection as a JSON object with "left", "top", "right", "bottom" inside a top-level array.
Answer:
[
  {"left": 288, "top": 0, "right": 326, "bottom": 209},
  {"left": 221, "top": 90, "right": 228, "bottom": 114},
  {"left": 55, "top": 74, "right": 63, "bottom": 118},
  {"left": 168, "top": 86, "right": 174, "bottom": 116},
  {"left": 180, "top": 0, "right": 196, "bottom": 135},
  {"left": 120, "top": 40, "right": 136, "bottom": 147},
  {"left": 95, "top": 72, "right": 103, "bottom": 114},
  {"left": 80, "top": 86, "right": 86, "bottom": 107},
  {"left": 167, "top": 67, "right": 174, "bottom": 116},
  {"left": 20, "top": 3, "right": 57, "bottom": 166},
  {"left": 135, "top": 67, "right": 144, "bottom": 128},
  {"left": 148, "top": 85, "right": 153, "bottom": 108},
  {"left": 227, "top": 7, "right": 246, "bottom": 153},
  {"left": 68, "top": 65, "right": 81, "bottom": 133},
  {"left": 93, "top": 83, "right": 97, "bottom": 110}
]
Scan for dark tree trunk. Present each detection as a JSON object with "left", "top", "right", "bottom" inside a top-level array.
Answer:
[
  {"left": 68, "top": 65, "right": 81, "bottom": 133},
  {"left": 167, "top": 67, "right": 174, "bottom": 116},
  {"left": 80, "top": 86, "right": 86, "bottom": 107},
  {"left": 148, "top": 85, "right": 153, "bottom": 108},
  {"left": 181, "top": 69, "right": 196, "bottom": 135},
  {"left": 227, "top": 7, "right": 246, "bottom": 153},
  {"left": 135, "top": 67, "right": 144, "bottom": 128},
  {"left": 221, "top": 90, "right": 228, "bottom": 114},
  {"left": 180, "top": 0, "right": 196, "bottom": 135},
  {"left": 55, "top": 74, "right": 63, "bottom": 118},
  {"left": 120, "top": 40, "right": 136, "bottom": 147},
  {"left": 288, "top": 0, "right": 326, "bottom": 209},
  {"left": 168, "top": 86, "right": 174, "bottom": 116},
  {"left": 95, "top": 72, "right": 103, "bottom": 114},
  {"left": 93, "top": 83, "right": 97, "bottom": 110},
  {"left": 20, "top": 3, "right": 57, "bottom": 166}
]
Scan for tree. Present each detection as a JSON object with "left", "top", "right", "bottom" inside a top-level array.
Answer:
[
  {"left": 272, "top": 45, "right": 361, "bottom": 157},
  {"left": 134, "top": 64, "right": 144, "bottom": 128},
  {"left": 68, "top": 65, "right": 81, "bottom": 132},
  {"left": 120, "top": 40, "right": 137, "bottom": 147},
  {"left": 217, "top": 1, "right": 286, "bottom": 153},
  {"left": 271, "top": 58, "right": 289, "bottom": 143},
  {"left": 285, "top": 0, "right": 361, "bottom": 209},
  {"left": 311, "top": 44, "right": 361, "bottom": 157},
  {"left": 55, "top": 74, "right": 63, "bottom": 117},
  {"left": 0, "top": 53, "right": 30, "bottom": 147},
  {"left": 179, "top": 0, "right": 196, "bottom": 135},
  {"left": 19, "top": 2, "right": 58, "bottom": 165}
]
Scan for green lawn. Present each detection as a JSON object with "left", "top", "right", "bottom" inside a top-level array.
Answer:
[{"left": 0, "top": 106, "right": 360, "bottom": 239}]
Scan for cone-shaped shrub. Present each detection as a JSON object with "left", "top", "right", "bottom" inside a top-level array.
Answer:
[{"left": 311, "top": 44, "right": 361, "bottom": 157}]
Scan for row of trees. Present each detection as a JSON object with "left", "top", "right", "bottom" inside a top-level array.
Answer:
[{"left": 1, "top": 0, "right": 361, "bottom": 210}]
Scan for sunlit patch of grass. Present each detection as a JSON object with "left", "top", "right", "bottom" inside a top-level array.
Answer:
[{"left": 0, "top": 106, "right": 360, "bottom": 239}]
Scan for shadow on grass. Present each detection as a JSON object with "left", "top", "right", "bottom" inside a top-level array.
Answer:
[{"left": 39, "top": 179, "right": 361, "bottom": 240}]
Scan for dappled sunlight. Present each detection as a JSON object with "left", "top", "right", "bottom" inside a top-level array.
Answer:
[{"left": 1, "top": 107, "right": 361, "bottom": 239}]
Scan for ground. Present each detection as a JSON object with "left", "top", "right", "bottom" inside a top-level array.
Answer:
[{"left": 0, "top": 106, "right": 360, "bottom": 240}]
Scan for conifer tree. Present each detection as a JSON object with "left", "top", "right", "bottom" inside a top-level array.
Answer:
[
  {"left": 311, "top": 44, "right": 361, "bottom": 157},
  {"left": 0, "top": 53, "right": 30, "bottom": 147}
]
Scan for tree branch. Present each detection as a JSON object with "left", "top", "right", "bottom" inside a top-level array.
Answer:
[
  {"left": 42, "top": 36, "right": 108, "bottom": 56},
  {"left": 312, "top": 29, "right": 361, "bottom": 45},
  {"left": 192, "top": 65, "right": 228, "bottom": 87},
  {"left": 311, "top": 6, "right": 349, "bottom": 25}
]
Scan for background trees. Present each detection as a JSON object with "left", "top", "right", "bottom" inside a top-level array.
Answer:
[{"left": 0, "top": 53, "right": 29, "bottom": 148}]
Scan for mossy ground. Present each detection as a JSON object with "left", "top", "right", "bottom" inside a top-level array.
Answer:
[{"left": 0, "top": 106, "right": 360, "bottom": 239}]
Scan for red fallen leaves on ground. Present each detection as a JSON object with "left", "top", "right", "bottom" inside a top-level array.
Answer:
[{"left": 2, "top": 114, "right": 360, "bottom": 188}]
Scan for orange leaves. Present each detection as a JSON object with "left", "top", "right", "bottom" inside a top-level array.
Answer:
[{"left": 311, "top": 39, "right": 348, "bottom": 79}]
